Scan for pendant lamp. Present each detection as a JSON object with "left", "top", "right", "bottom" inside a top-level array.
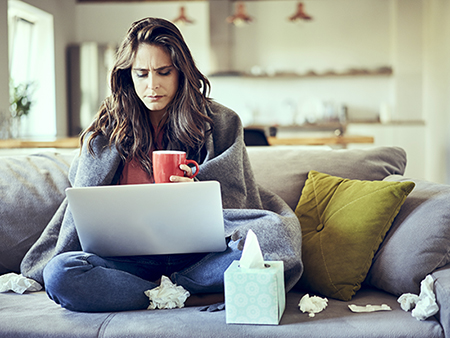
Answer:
[
  {"left": 226, "top": 1, "right": 253, "bottom": 26},
  {"left": 173, "top": 5, "right": 195, "bottom": 25},
  {"left": 288, "top": 2, "right": 313, "bottom": 22}
]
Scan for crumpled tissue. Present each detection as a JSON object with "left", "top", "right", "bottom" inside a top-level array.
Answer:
[
  {"left": 398, "top": 275, "right": 439, "bottom": 321},
  {"left": 397, "top": 293, "right": 420, "bottom": 311},
  {"left": 299, "top": 294, "right": 328, "bottom": 317},
  {"left": 0, "top": 273, "right": 42, "bottom": 294},
  {"left": 144, "top": 275, "right": 190, "bottom": 310},
  {"left": 239, "top": 229, "right": 265, "bottom": 269},
  {"left": 348, "top": 304, "right": 392, "bottom": 313}
]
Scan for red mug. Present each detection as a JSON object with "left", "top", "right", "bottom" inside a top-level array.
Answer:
[{"left": 152, "top": 150, "right": 199, "bottom": 183}]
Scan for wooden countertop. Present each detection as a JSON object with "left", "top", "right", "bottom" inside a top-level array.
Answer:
[
  {"left": 0, "top": 137, "right": 80, "bottom": 149},
  {"left": 268, "top": 135, "right": 374, "bottom": 146},
  {"left": 0, "top": 135, "right": 374, "bottom": 149}
]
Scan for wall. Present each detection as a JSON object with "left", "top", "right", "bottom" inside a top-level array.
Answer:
[
  {"left": 0, "top": 0, "right": 9, "bottom": 122},
  {"left": 346, "top": 123, "right": 426, "bottom": 179},
  {"left": 232, "top": 0, "right": 391, "bottom": 75},
  {"left": 392, "top": 0, "right": 424, "bottom": 122},
  {"left": 423, "top": 0, "right": 450, "bottom": 183},
  {"left": 208, "top": 0, "right": 394, "bottom": 124},
  {"left": 209, "top": 76, "right": 392, "bottom": 127},
  {"left": 208, "top": 0, "right": 435, "bottom": 182},
  {"left": 210, "top": 0, "right": 423, "bottom": 125}
]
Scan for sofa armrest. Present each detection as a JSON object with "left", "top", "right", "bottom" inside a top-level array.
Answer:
[
  {"left": 0, "top": 152, "right": 74, "bottom": 274},
  {"left": 432, "top": 265, "right": 450, "bottom": 336}
]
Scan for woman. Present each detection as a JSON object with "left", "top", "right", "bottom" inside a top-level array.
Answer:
[
  {"left": 20, "top": 17, "right": 303, "bottom": 312},
  {"left": 83, "top": 17, "right": 212, "bottom": 185}
]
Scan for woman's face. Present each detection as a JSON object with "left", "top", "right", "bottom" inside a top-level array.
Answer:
[{"left": 131, "top": 43, "right": 179, "bottom": 118}]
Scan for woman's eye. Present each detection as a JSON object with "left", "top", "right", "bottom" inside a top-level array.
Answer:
[
  {"left": 135, "top": 72, "right": 147, "bottom": 78},
  {"left": 159, "top": 70, "right": 171, "bottom": 76}
]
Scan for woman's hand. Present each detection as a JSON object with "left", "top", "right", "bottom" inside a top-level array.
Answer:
[{"left": 169, "top": 164, "right": 194, "bottom": 182}]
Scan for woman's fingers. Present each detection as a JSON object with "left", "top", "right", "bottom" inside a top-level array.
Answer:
[
  {"left": 169, "top": 164, "right": 194, "bottom": 182},
  {"left": 180, "top": 164, "right": 193, "bottom": 177}
]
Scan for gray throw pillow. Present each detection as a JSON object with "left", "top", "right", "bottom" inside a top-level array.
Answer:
[
  {"left": 0, "top": 152, "right": 74, "bottom": 274},
  {"left": 365, "top": 175, "right": 450, "bottom": 295},
  {"left": 247, "top": 146, "right": 407, "bottom": 210}
]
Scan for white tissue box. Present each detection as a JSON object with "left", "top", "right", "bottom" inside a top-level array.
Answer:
[{"left": 224, "top": 260, "right": 285, "bottom": 325}]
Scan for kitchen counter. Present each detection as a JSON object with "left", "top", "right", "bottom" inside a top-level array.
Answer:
[
  {"left": 0, "top": 135, "right": 374, "bottom": 149},
  {"left": 268, "top": 135, "right": 374, "bottom": 146},
  {"left": 0, "top": 137, "right": 80, "bottom": 149}
]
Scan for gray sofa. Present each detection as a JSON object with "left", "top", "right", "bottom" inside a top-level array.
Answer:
[{"left": 1, "top": 145, "right": 450, "bottom": 337}]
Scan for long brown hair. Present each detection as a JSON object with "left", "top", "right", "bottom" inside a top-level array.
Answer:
[{"left": 80, "top": 17, "right": 213, "bottom": 176}]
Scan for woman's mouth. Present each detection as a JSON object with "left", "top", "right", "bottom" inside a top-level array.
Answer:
[{"left": 148, "top": 95, "right": 164, "bottom": 101}]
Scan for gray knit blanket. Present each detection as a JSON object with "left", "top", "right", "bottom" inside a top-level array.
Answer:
[{"left": 21, "top": 101, "right": 303, "bottom": 291}]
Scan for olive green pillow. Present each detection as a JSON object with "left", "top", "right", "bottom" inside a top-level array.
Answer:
[{"left": 295, "top": 170, "right": 415, "bottom": 301}]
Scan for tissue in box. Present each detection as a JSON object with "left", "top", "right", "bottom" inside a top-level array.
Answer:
[{"left": 224, "top": 260, "right": 285, "bottom": 325}]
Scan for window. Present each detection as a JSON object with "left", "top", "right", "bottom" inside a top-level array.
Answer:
[{"left": 8, "top": 0, "right": 56, "bottom": 138}]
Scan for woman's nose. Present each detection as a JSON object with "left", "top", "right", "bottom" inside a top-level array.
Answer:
[{"left": 147, "top": 74, "right": 160, "bottom": 90}]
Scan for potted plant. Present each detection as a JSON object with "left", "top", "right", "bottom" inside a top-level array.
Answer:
[{"left": 9, "top": 80, "right": 34, "bottom": 138}]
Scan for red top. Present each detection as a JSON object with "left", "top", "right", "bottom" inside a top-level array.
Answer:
[
  {"left": 119, "top": 126, "right": 165, "bottom": 185},
  {"left": 119, "top": 157, "right": 153, "bottom": 184}
]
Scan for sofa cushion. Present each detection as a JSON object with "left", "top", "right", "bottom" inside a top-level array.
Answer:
[
  {"left": 0, "top": 288, "right": 444, "bottom": 338},
  {"left": 366, "top": 175, "right": 450, "bottom": 296},
  {"left": 295, "top": 170, "right": 414, "bottom": 301},
  {"left": 0, "top": 152, "right": 73, "bottom": 274},
  {"left": 246, "top": 146, "right": 407, "bottom": 210}
]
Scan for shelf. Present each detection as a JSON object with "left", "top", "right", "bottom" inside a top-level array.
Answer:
[
  {"left": 209, "top": 67, "right": 393, "bottom": 79},
  {"left": 348, "top": 120, "right": 425, "bottom": 126},
  {"left": 249, "top": 120, "right": 425, "bottom": 131}
]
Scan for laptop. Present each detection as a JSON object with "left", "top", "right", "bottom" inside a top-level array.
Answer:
[{"left": 65, "top": 181, "right": 227, "bottom": 257}]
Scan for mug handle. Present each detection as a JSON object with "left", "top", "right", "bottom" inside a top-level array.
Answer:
[{"left": 185, "top": 159, "right": 200, "bottom": 178}]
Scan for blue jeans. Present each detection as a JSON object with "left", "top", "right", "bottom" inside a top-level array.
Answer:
[{"left": 43, "top": 240, "right": 241, "bottom": 312}]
